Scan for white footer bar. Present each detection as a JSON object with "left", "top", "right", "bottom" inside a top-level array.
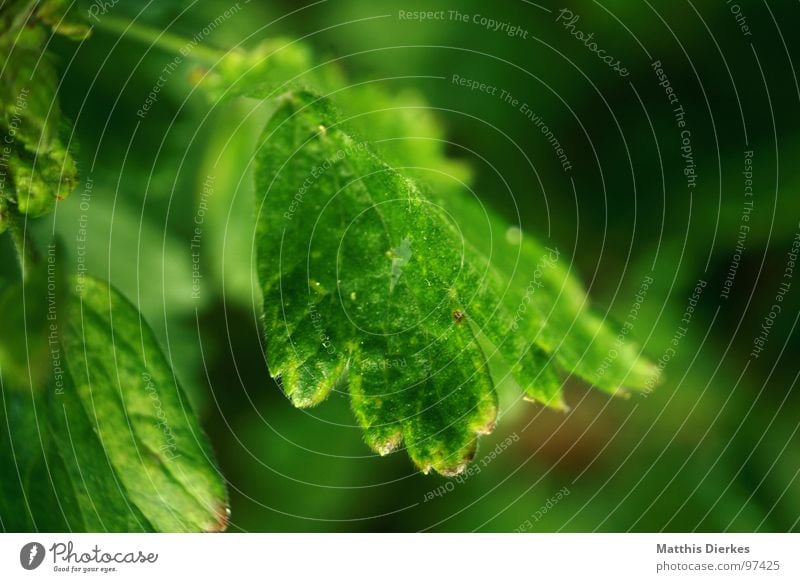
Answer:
[{"left": 1, "top": 533, "right": 797, "bottom": 581}]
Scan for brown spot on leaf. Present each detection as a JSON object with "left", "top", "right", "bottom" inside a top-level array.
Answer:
[{"left": 452, "top": 309, "right": 465, "bottom": 324}]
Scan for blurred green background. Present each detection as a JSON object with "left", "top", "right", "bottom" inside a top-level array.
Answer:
[{"left": 5, "top": 0, "right": 799, "bottom": 531}]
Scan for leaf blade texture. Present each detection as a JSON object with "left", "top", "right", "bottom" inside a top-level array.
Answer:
[
  {"left": 58, "top": 275, "right": 229, "bottom": 531},
  {"left": 253, "top": 91, "right": 659, "bottom": 474}
]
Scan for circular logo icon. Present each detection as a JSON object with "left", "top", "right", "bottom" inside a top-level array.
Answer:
[{"left": 19, "top": 542, "right": 45, "bottom": 570}]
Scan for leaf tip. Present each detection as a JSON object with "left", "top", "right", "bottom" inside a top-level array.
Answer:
[
  {"left": 371, "top": 432, "right": 403, "bottom": 456},
  {"left": 523, "top": 393, "right": 569, "bottom": 412},
  {"left": 475, "top": 417, "right": 497, "bottom": 436},
  {"left": 611, "top": 387, "right": 632, "bottom": 400},
  {"left": 423, "top": 439, "right": 479, "bottom": 477},
  {"left": 438, "top": 462, "right": 469, "bottom": 478},
  {"left": 279, "top": 362, "right": 343, "bottom": 408},
  {"left": 204, "top": 503, "right": 231, "bottom": 533}
]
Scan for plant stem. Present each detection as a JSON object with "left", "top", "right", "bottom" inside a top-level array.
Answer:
[
  {"left": 7, "top": 206, "right": 39, "bottom": 279},
  {"left": 90, "top": 13, "right": 226, "bottom": 67}
]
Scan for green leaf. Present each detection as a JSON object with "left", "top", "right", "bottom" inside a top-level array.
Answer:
[
  {"left": 1, "top": 264, "right": 228, "bottom": 532},
  {"left": 427, "top": 188, "right": 660, "bottom": 396},
  {"left": 45, "top": 372, "right": 154, "bottom": 531},
  {"left": 332, "top": 83, "right": 475, "bottom": 196},
  {"left": 196, "top": 38, "right": 312, "bottom": 102},
  {"left": 0, "top": 0, "right": 34, "bottom": 36},
  {"left": 0, "top": 197, "right": 7, "bottom": 235},
  {"left": 255, "top": 91, "right": 658, "bottom": 475},
  {"left": 56, "top": 275, "right": 229, "bottom": 531},
  {"left": 0, "top": 0, "right": 90, "bottom": 39},
  {"left": 194, "top": 100, "right": 275, "bottom": 307},
  {"left": 0, "top": 24, "right": 79, "bottom": 221},
  {"left": 0, "top": 389, "right": 40, "bottom": 531},
  {"left": 37, "top": 0, "right": 92, "bottom": 40}
]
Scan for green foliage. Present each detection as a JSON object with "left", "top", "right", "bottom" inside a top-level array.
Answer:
[
  {"left": 0, "top": 271, "right": 229, "bottom": 531},
  {"left": 0, "top": 4, "right": 84, "bottom": 230},
  {"left": 6, "top": 0, "right": 787, "bottom": 532},
  {"left": 0, "top": 263, "right": 52, "bottom": 388},
  {"left": 59, "top": 275, "right": 229, "bottom": 531},
  {"left": 1, "top": 8, "right": 230, "bottom": 531},
  {"left": 254, "top": 91, "right": 658, "bottom": 475},
  {"left": 36, "top": 0, "right": 92, "bottom": 40},
  {"left": 0, "top": 0, "right": 90, "bottom": 39},
  {"left": 1, "top": 5, "right": 659, "bottom": 534},
  {"left": 197, "top": 38, "right": 312, "bottom": 102}
]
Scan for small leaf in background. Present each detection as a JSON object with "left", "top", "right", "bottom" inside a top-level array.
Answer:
[
  {"left": 58, "top": 275, "right": 229, "bottom": 531},
  {"left": 254, "top": 92, "right": 658, "bottom": 475},
  {"left": 196, "top": 38, "right": 312, "bottom": 102},
  {"left": 0, "top": 0, "right": 90, "bottom": 39},
  {"left": 194, "top": 100, "right": 275, "bottom": 308},
  {"left": 37, "top": 0, "right": 92, "bottom": 40},
  {"left": 0, "top": 21, "right": 80, "bottom": 220},
  {"left": 0, "top": 258, "right": 229, "bottom": 531}
]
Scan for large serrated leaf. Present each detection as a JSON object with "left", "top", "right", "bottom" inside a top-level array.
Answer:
[{"left": 254, "top": 91, "right": 658, "bottom": 475}]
